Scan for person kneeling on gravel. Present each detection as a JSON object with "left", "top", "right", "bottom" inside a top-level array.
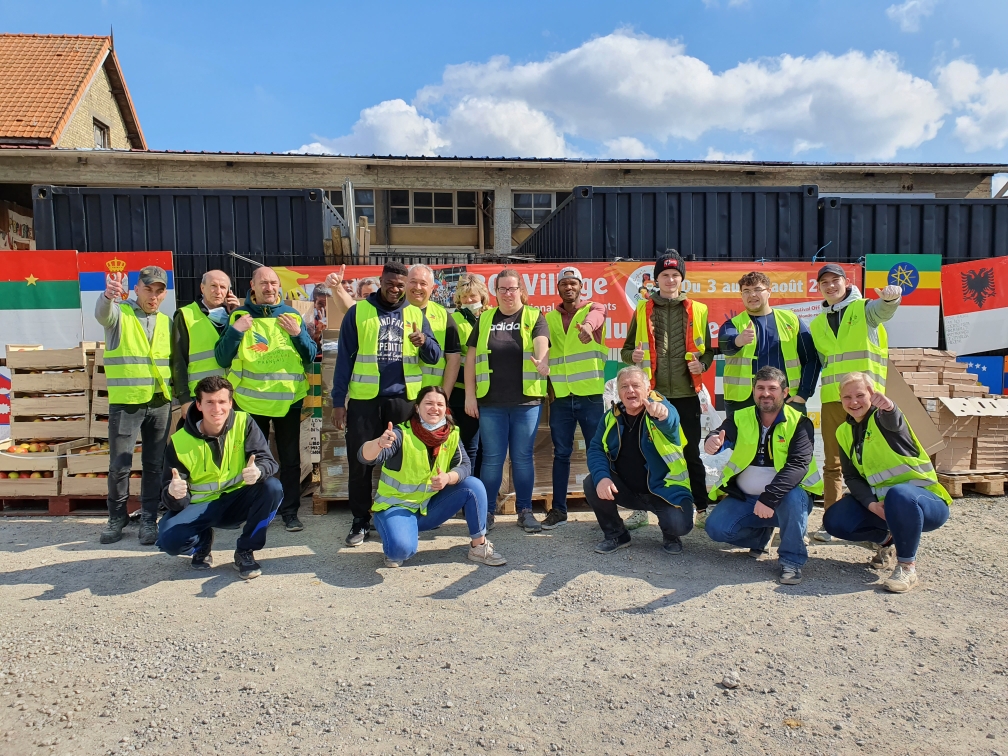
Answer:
[
  {"left": 155, "top": 376, "right": 283, "bottom": 580},
  {"left": 583, "top": 366, "right": 694, "bottom": 555},
  {"left": 359, "top": 385, "right": 505, "bottom": 569},
  {"left": 821, "top": 372, "right": 951, "bottom": 594},
  {"left": 703, "top": 367, "right": 823, "bottom": 586}
]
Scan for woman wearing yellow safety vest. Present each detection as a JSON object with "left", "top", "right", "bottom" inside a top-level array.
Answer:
[
  {"left": 448, "top": 274, "right": 490, "bottom": 475},
  {"left": 822, "top": 372, "right": 951, "bottom": 594},
  {"left": 359, "top": 386, "right": 506, "bottom": 569},
  {"left": 464, "top": 269, "right": 551, "bottom": 534}
]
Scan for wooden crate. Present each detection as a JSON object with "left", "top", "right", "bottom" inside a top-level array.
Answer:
[
  {"left": 5, "top": 345, "right": 87, "bottom": 371},
  {"left": 66, "top": 447, "right": 142, "bottom": 475},
  {"left": 0, "top": 475, "right": 60, "bottom": 497},
  {"left": 10, "top": 371, "right": 89, "bottom": 394},
  {"left": 11, "top": 394, "right": 90, "bottom": 417},
  {"left": 10, "top": 418, "right": 91, "bottom": 442},
  {"left": 90, "top": 417, "right": 109, "bottom": 440},
  {"left": 61, "top": 470, "right": 140, "bottom": 497},
  {"left": 0, "top": 439, "right": 82, "bottom": 472}
]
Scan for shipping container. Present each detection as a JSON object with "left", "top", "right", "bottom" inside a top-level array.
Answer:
[
  {"left": 32, "top": 185, "right": 348, "bottom": 305},
  {"left": 515, "top": 185, "right": 820, "bottom": 262},
  {"left": 818, "top": 196, "right": 1008, "bottom": 264}
]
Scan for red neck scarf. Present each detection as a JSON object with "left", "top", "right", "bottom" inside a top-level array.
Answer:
[{"left": 409, "top": 416, "right": 453, "bottom": 458}]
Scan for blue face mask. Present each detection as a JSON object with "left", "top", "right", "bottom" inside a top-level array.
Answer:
[
  {"left": 420, "top": 417, "right": 447, "bottom": 432},
  {"left": 207, "top": 307, "right": 229, "bottom": 326}
]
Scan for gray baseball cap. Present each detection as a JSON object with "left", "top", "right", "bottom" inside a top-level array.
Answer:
[{"left": 138, "top": 266, "right": 168, "bottom": 286}]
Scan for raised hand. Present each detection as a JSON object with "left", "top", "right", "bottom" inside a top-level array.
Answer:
[
  {"left": 242, "top": 454, "right": 261, "bottom": 485},
  {"left": 224, "top": 290, "right": 241, "bottom": 312},
  {"left": 324, "top": 265, "right": 346, "bottom": 290},
  {"left": 277, "top": 313, "right": 301, "bottom": 336},
  {"left": 376, "top": 422, "right": 397, "bottom": 450},
  {"left": 735, "top": 322, "right": 756, "bottom": 347},
  {"left": 530, "top": 352, "right": 550, "bottom": 377},
  {"left": 168, "top": 467, "right": 187, "bottom": 499},
  {"left": 104, "top": 272, "right": 126, "bottom": 301},
  {"left": 704, "top": 430, "right": 725, "bottom": 455},
  {"left": 407, "top": 321, "right": 425, "bottom": 347},
  {"left": 687, "top": 353, "right": 704, "bottom": 375},
  {"left": 232, "top": 314, "right": 254, "bottom": 333},
  {"left": 875, "top": 285, "right": 903, "bottom": 302},
  {"left": 596, "top": 477, "right": 619, "bottom": 501},
  {"left": 631, "top": 342, "right": 645, "bottom": 365},
  {"left": 644, "top": 397, "right": 668, "bottom": 421},
  {"left": 577, "top": 321, "right": 595, "bottom": 344},
  {"left": 430, "top": 466, "right": 451, "bottom": 492},
  {"left": 870, "top": 391, "right": 895, "bottom": 413}
]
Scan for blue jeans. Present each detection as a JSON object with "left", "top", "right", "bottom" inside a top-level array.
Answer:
[
  {"left": 705, "top": 487, "right": 814, "bottom": 568},
  {"left": 549, "top": 394, "right": 604, "bottom": 514},
  {"left": 156, "top": 477, "right": 284, "bottom": 556},
  {"left": 478, "top": 404, "right": 540, "bottom": 514},
  {"left": 372, "top": 477, "right": 488, "bottom": 562},
  {"left": 822, "top": 484, "right": 949, "bottom": 562}
]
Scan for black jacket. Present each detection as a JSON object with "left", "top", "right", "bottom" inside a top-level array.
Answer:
[
  {"left": 170, "top": 299, "right": 228, "bottom": 404},
  {"left": 161, "top": 404, "right": 278, "bottom": 511},
  {"left": 839, "top": 404, "right": 920, "bottom": 508},
  {"left": 707, "top": 406, "right": 815, "bottom": 509}
]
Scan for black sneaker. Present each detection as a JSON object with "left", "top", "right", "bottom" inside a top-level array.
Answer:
[
  {"left": 486, "top": 512, "right": 496, "bottom": 532},
  {"left": 345, "top": 518, "right": 370, "bottom": 546},
  {"left": 191, "top": 529, "right": 214, "bottom": 571},
  {"left": 540, "top": 510, "right": 568, "bottom": 530},
  {"left": 594, "top": 532, "right": 632, "bottom": 554},
  {"left": 517, "top": 510, "right": 542, "bottom": 533},
  {"left": 138, "top": 519, "right": 158, "bottom": 546},
  {"left": 662, "top": 535, "right": 683, "bottom": 555},
  {"left": 99, "top": 517, "right": 127, "bottom": 544},
  {"left": 284, "top": 516, "right": 304, "bottom": 532},
  {"left": 233, "top": 549, "right": 262, "bottom": 580}
]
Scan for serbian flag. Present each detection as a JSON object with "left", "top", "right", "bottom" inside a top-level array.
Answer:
[
  {"left": 77, "top": 252, "right": 174, "bottom": 341},
  {"left": 942, "top": 256, "right": 1008, "bottom": 355},
  {"left": 0, "top": 250, "right": 83, "bottom": 350},
  {"left": 865, "top": 254, "right": 941, "bottom": 347}
]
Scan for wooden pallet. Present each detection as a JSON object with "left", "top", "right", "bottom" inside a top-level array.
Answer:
[
  {"left": 7, "top": 345, "right": 92, "bottom": 442},
  {"left": 937, "top": 471, "right": 1008, "bottom": 498},
  {"left": 0, "top": 495, "right": 141, "bottom": 516},
  {"left": 312, "top": 494, "right": 349, "bottom": 515},
  {"left": 496, "top": 491, "right": 589, "bottom": 515}
]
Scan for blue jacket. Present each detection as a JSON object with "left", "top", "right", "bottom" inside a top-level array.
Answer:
[
  {"left": 586, "top": 397, "right": 694, "bottom": 509},
  {"left": 719, "top": 312, "right": 821, "bottom": 401}
]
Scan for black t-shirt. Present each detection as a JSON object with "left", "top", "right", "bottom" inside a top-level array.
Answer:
[
  {"left": 467, "top": 306, "right": 550, "bottom": 406},
  {"left": 614, "top": 411, "right": 650, "bottom": 495}
]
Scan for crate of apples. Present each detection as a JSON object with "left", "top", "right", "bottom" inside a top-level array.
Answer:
[
  {"left": 5, "top": 471, "right": 55, "bottom": 479},
  {"left": 6, "top": 442, "right": 53, "bottom": 454}
]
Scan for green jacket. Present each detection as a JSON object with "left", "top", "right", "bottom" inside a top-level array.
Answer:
[{"left": 621, "top": 293, "right": 714, "bottom": 399}]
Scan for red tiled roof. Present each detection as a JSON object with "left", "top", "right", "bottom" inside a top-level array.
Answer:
[{"left": 0, "top": 34, "right": 146, "bottom": 149}]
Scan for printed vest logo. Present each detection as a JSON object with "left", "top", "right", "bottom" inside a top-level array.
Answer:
[{"left": 251, "top": 333, "right": 270, "bottom": 353}]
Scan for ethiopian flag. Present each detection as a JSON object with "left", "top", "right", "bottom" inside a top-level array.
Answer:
[
  {"left": 0, "top": 251, "right": 83, "bottom": 350},
  {"left": 865, "top": 254, "right": 941, "bottom": 348}
]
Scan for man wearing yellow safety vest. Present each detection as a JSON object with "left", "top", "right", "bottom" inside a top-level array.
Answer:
[
  {"left": 170, "top": 269, "right": 240, "bottom": 426},
  {"left": 330, "top": 261, "right": 443, "bottom": 547},
  {"left": 406, "top": 264, "right": 462, "bottom": 393},
  {"left": 703, "top": 367, "right": 822, "bottom": 585},
  {"left": 808, "top": 263, "right": 901, "bottom": 541},
  {"left": 95, "top": 266, "right": 174, "bottom": 546},
  {"left": 584, "top": 366, "right": 694, "bottom": 554},
  {"left": 622, "top": 250, "right": 714, "bottom": 522},
  {"left": 215, "top": 266, "right": 317, "bottom": 534},
  {"left": 719, "top": 271, "right": 821, "bottom": 420},
  {"left": 542, "top": 265, "right": 607, "bottom": 530},
  {"left": 156, "top": 376, "right": 283, "bottom": 580}
]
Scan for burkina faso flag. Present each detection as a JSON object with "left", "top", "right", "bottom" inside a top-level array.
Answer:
[{"left": 0, "top": 251, "right": 83, "bottom": 350}]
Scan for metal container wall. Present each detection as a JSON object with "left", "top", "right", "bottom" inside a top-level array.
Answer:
[
  {"left": 818, "top": 196, "right": 1008, "bottom": 263},
  {"left": 516, "top": 185, "right": 820, "bottom": 262},
  {"left": 32, "top": 186, "right": 347, "bottom": 304}
]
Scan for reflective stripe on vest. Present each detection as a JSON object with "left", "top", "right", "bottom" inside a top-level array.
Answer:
[
  {"left": 600, "top": 408, "right": 691, "bottom": 491},
  {"left": 180, "top": 302, "right": 225, "bottom": 394},
  {"left": 373, "top": 424, "right": 460, "bottom": 516},
  {"left": 722, "top": 309, "right": 802, "bottom": 402},
  {"left": 348, "top": 300, "right": 424, "bottom": 401},
  {"left": 545, "top": 304, "right": 606, "bottom": 398},
  {"left": 835, "top": 410, "right": 951, "bottom": 505},
  {"left": 104, "top": 304, "right": 172, "bottom": 405},
  {"left": 451, "top": 311, "right": 475, "bottom": 391},
  {"left": 225, "top": 310, "right": 307, "bottom": 417},
  {"left": 712, "top": 404, "right": 823, "bottom": 498},
  {"left": 809, "top": 299, "right": 888, "bottom": 404},
  {"left": 172, "top": 411, "right": 250, "bottom": 505},
  {"left": 473, "top": 306, "right": 546, "bottom": 399},
  {"left": 420, "top": 301, "right": 449, "bottom": 388},
  {"left": 634, "top": 298, "right": 707, "bottom": 392}
]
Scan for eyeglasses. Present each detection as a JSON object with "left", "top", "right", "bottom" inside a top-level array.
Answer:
[
  {"left": 497, "top": 286, "right": 520, "bottom": 295},
  {"left": 741, "top": 288, "right": 768, "bottom": 296}
]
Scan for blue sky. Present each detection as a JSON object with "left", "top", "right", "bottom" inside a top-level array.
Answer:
[{"left": 4, "top": 0, "right": 1008, "bottom": 166}]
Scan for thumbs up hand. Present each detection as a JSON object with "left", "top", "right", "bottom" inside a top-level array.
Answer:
[
  {"left": 876, "top": 285, "right": 902, "bottom": 302},
  {"left": 686, "top": 353, "right": 704, "bottom": 375},
  {"left": 242, "top": 454, "right": 261, "bottom": 485},
  {"left": 408, "top": 320, "right": 425, "bottom": 347},
  {"left": 324, "top": 264, "right": 347, "bottom": 290},
  {"left": 377, "top": 422, "right": 397, "bottom": 450},
  {"left": 430, "top": 466, "right": 452, "bottom": 492},
  {"left": 631, "top": 342, "right": 645, "bottom": 365},
  {"left": 644, "top": 396, "right": 669, "bottom": 421},
  {"left": 705, "top": 430, "right": 726, "bottom": 455},
  {"left": 168, "top": 467, "right": 187, "bottom": 499},
  {"left": 530, "top": 352, "right": 550, "bottom": 377},
  {"left": 104, "top": 272, "right": 126, "bottom": 301},
  {"left": 735, "top": 321, "right": 756, "bottom": 347}
]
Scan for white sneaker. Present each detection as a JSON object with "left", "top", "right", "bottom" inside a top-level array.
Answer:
[
  {"left": 883, "top": 563, "right": 918, "bottom": 593},
  {"left": 468, "top": 540, "right": 507, "bottom": 566},
  {"left": 812, "top": 529, "right": 833, "bottom": 543},
  {"left": 625, "top": 510, "right": 649, "bottom": 530}
]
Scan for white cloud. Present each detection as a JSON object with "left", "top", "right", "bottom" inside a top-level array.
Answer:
[
  {"left": 604, "top": 137, "right": 657, "bottom": 159},
  {"left": 440, "top": 98, "right": 570, "bottom": 158},
  {"left": 938, "top": 61, "right": 1008, "bottom": 151},
  {"left": 886, "top": 0, "right": 937, "bottom": 32},
  {"left": 704, "top": 147, "right": 755, "bottom": 161},
  {"left": 292, "top": 99, "right": 445, "bottom": 156}
]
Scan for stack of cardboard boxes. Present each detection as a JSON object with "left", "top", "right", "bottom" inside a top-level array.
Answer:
[{"left": 889, "top": 348, "right": 989, "bottom": 400}]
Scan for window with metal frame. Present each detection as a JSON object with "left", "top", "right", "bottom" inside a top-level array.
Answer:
[
  {"left": 93, "top": 119, "right": 110, "bottom": 149},
  {"left": 512, "top": 192, "right": 554, "bottom": 227}
]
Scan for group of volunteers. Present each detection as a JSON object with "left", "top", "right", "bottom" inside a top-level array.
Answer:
[{"left": 92, "top": 251, "right": 951, "bottom": 593}]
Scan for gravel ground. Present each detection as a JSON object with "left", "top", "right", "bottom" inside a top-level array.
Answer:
[{"left": 1, "top": 496, "right": 1006, "bottom": 756}]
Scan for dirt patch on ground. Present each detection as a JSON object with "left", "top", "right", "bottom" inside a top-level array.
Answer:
[{"left": 1, "top": 497, "right": 1006, "bottom": 755}]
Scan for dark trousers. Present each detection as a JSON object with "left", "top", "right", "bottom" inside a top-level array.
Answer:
[
  {"left": 668, "top": 395, "right": 711, "bottom": 511},
  {"left": 450, "top": 397, "right": 481, "bottom": 478},
  {"left": 156, "top": 477, "right": 284, "bottom": 555},
  {"left": 346, "top": 395, "right": 414, "bottom": 521},
  {"left": 549, "top": 393, "right": 604, "bottom": 514},
  {"left": 107, "top": 402, "right": 172, "bottom": 523},
  {"left": 251, "top": 405, "right": 303, "bottom": 521},
  {"left": 583, "top": 472, "right": 694, "bottom": 541}
]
